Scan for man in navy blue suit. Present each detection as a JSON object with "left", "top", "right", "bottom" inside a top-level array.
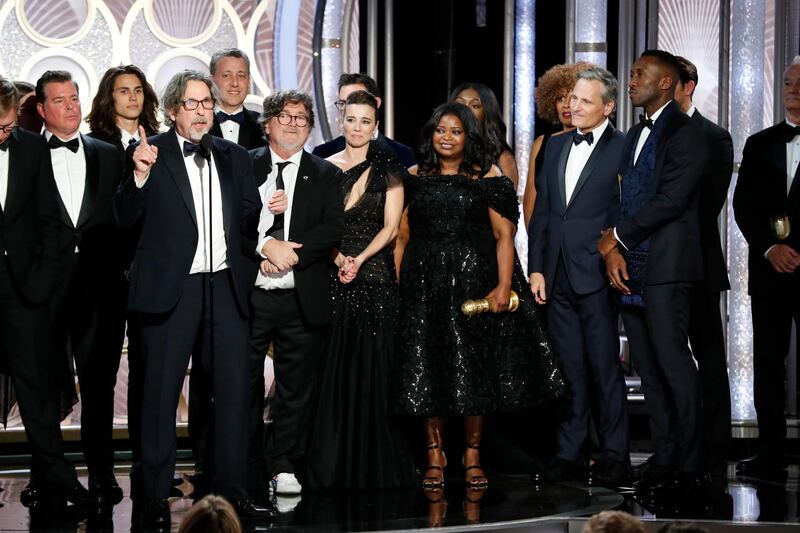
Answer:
[
  {"left": 599, "top": 50, "right": 708, "bottom": 497},
  {"left": 528, "top": 66, "right": 629, "bottom": 486}
]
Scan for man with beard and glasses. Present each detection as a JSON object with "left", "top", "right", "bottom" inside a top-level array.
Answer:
[{"left": 114, "top": 70, "right": 272, "bottom": 528}]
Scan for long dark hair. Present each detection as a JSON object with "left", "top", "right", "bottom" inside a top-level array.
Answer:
[
  {"left": 448, "top": 82, "right": 512, "bottom": 163},
  {"left": 86, "top": 65, "right": 160, "bottom": 142},
  {"left": 417, "top": 102, "right": 493, "bottom": 178}
]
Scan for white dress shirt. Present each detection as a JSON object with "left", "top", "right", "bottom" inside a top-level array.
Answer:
[
  {"left": 215, "top": 105, "right": 243, "bottom": 144},
  {"left": 0, "top": 146, "right": 8, "bottom": 211},
  {"left": 565, "top": 119, "right": 609, "bottom": 204},
  {"left": 787, "top": 119, "right": 800, "bottom": 195},
  {"left": 173, "top": 133, "right": 229, "bottom": 274},
  {"left": 47, "top": 130, "right": 86, "bottom": 230},
  {"left": 120, "top": 126, "right": 140, "bottom": 149},
  {"left": 254, "top": 147, "right": 303, "bottom": 290}
]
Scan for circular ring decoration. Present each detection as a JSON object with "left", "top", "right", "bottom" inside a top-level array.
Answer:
[
  {"left": 144, "top": 0, "right": 223, "bottom": 47},
  {"left": 17, "top": 0, "right": 97, "bottom": 47},
  {"left": 18, "top": 47, "right": 99, "bottom": 108}
]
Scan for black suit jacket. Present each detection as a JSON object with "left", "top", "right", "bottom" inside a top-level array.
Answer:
[
  {"left": 114, "top": 129, "right": 262, "bottom": 315},
  {"left": 691, "top": 111, "right": 733, "bottom": 293},
  {"left": 210, "top": 109, "right": 266, "bottom": 151},
  {"left": 312, "top": 131, "right": 416, "bottom": 168},
  {"left": 528, "top": 124, "right": 626, "bottom": 296},
  {"left": 248, "top": 147, "right": 344, "bottom": 325},
  {"left": 733, "top": 122, "right": 800, "bottom": 295},
  {"left": 0, "top": 128, "right": 61, "bottom": 305},
  {"left": 614, "top": 101, "right": 708, "bottom": 285},
  {"left": 49, "top": 134, "right": 126, "bottom": 277}
]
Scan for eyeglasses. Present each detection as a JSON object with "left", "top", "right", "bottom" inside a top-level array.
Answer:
[
  {"left": 275, "top": 112, "right": 309, "bottom": 127},
  {"left": 0, "top": 122, "right": 16, "bottom": 134},
  {"left": 334, "top": 99, "right": 347, "bottom": 111},
  {"left": 181, "top": 98, "right": 215, "bottom": 111}
]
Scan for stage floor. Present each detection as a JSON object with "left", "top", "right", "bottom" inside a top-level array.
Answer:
[{"left": 0, "top": 463, "right": 797, "bottom": 532}]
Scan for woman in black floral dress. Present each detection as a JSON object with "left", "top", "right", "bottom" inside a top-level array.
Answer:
[
  {"left": 395, "top": 103, "right": 565, "bottom": 491},
  {"left": 306, "top": 91, "right": 415, "bottom": 490}
]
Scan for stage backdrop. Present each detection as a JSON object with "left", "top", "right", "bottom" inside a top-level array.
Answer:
[{"left": 0, "top": 0, "right": 359, "bottom": 431}]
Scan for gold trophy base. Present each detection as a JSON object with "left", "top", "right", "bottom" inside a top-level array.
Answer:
[{"left": 461, "top": 290, "right": 520, "bottom": 316}]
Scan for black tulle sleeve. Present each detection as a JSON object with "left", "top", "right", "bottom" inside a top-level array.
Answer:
[{"left": 479, "top": 176, "right": 519, "bottom": 225}]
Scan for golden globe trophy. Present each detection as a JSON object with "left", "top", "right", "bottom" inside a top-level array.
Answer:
[
  {"left": 461, "top": 290, "right": 520, "bottom": 316},
  {"left": 770, "top": 214, "right": 791, "bottom": 240}
]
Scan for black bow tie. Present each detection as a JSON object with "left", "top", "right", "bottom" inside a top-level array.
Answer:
[
  {"left": 573, "top": 131, "right": 594, "bottom": 146},
  {"left": 639, "top": 114, "right": 654, "bottom": 129},
  {"left": 183, "top": 141, "right": 202, "bottom": 157},
  {"left": 216, "top": 110, "right": 245, "bottom": 125},
  {"left": 48, "top": 136, "right": 79, "bottom": 153},
  {"left": 783, "top": 122, "right": 800, "bottom": 142}
]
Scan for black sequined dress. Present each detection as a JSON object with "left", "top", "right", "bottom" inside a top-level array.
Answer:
[
  {"left": 397, "top": 173, "right": 566, "bottom": 416},
  {"left": 306, "top": 143, "right": 415, "bottom": 490}
]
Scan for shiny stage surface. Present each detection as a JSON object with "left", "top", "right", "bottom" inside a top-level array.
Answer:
[{"left": 0, "top": 465, "right": 797, "bottom": 532}]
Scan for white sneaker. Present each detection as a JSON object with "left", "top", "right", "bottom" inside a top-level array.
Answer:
[{"left": 270, "top": 472, "right": 302, "bottom": 495}]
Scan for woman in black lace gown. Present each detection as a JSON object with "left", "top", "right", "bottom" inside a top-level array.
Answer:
[
  {"left": 395, "top": 102, "right": 565, "bottom": 491},
  {"left": 306, "top": 90, "right": 415, "bottom": 490}
]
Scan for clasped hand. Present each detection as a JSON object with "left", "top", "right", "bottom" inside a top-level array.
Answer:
[
  {"left": 767, "top": 244, "right": 800, "bottom": 273},
  {"left": 260, "top": 239, "right": 302, "bottom": 275},
  {"left": 337, "top": 255, "right": 363, "bottom": 284}
]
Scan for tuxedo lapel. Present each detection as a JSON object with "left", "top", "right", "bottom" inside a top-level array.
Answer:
[
  {"left": 209, "top": 119, "right": 223, "bottom": 140},
  {"left": 162, "top": 130, "right": 197, "bottom": 228},
  {"left": 3, "top": 130, "right": 24, "bottom": 215},
  {"left": 76, "top": 134, "right": 98, "bottom": 228},
  {"left": 211, "top": 140, "right": 234, "bottom": 237},
  {"left": 288, "top": 151, "right": 312, "bottom": 239},
  {"left": 567, "top": 125, "right": 613, "bottom": 208},
  {"left": 556, "top": 137, "right": 571, "bottom": 210},
  {"left": 41, "top": 137, "right": 74, "bottom": 229},
  {"left": 252, "top": 148, "right": 272, "bottom": 188}
]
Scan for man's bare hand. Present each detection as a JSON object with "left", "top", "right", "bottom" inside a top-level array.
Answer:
[
  {"left": 766, "top": 244, "right": 800, "bottom": 273},
  {"left": 259, "top": 259, "right": 279, "bottom": 276},
  {"left": 605, "top": 248, "right": 630, "bottom": 295},
  {"left": 132, "top": 125, "right": 158, "bottom": 183},
  {"left": 268, "top": 190, "right": 288, "bottom": 215},
  {"left": 529, "top": 272, "right": 547, "bottom": 304},
  {"left": 260, "top": 239, "right": 302, "bottom": 271},
  {"left": 598, "top": 228, "right": 618, "bottom": 257}
]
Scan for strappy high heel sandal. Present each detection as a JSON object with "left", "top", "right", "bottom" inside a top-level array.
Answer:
[
  {"left": 422, "top": 442, "right": 447, "bottom": 491},
  {"left": 463, "top": 443, "right": 488, "bottom": 490}
]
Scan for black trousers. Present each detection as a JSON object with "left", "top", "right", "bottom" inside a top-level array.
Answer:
[
  {"left": 50, "top": 254, "right": 127, "bottom": 480},
  {"left": 137, "top": 271, "right": 249, "bottom": 500},
  {"left": 750, "top": 279, "right": 800, "bottom": 459},
  {"left": 248, "top": 288, "right": 323, "bottom": 489},
  {"left": 688, "top": 287, "right": 731, "bottom": 461},
  {"left": 0, "top": 258, "right": 77, "bottom": 491},
  {"left": 621, "top": 282, "right": 702, "bottom": 473},
  {"left": 548, "top": 258, "right": 628, "bottom": 463}
]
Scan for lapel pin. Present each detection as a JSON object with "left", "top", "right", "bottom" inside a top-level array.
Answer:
[{"left": 302, "top": 175, "right": 309, "bottom": 181}]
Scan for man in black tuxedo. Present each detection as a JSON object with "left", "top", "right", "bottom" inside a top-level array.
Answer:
[
  {"left": 247, "top": 90, "right": 343, "bottom": 497},
  {"left": 209, "top": 48, "right": 266, "bottom": 151},
  {"left": 35, "top": 70, "right": 127, "bottom": 505},
  {"left": 312, "top": 73, "right": 415, "bottom": 167},
  {"left": 599, "top": 50, "right": 708, "bottom": 496},
  {"left": 114, "top": 70, "right": 271, "bottom": 527},
  {"left": 0, "top": 77, "right": 92, "bottom": 510},
  {"left": 733, "top": 57, "right": 800, "bottom": 479},
  {"left": 673, "top": 56, "right": 734, "bottom": 477},
  {"left": 529, "top": 67, "right": 629, "bottom": 486}
]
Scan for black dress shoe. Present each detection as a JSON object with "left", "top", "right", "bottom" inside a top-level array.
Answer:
[
  {"left": 644, "top": 471, "right": 710, "bottom": 498},
  {"left": 232, "top": 497, "right": 277, "bottom": 520},
  {"left": 590, "top": 459, "right": 632, "bottom": 489},
  {"left": 20, "top": 479, "right": 40, "bottom": 507},
  {"left": 89, "top": 474, "right": 124, "bottom": 505},
  {"left": 632, "top": 463, "right": 676, "bottom": 492},
  {"left": 133, "top": 498, "right": 170, "bottom": 530},
  {"left": 62, "top": 481, "right": 95, "bottom": 507},
  {"left": 736, "top": 455, "right": 787, "bottom": 480},
  {"left": 533, "top": 458, "right": 587, "bottom": 483}
]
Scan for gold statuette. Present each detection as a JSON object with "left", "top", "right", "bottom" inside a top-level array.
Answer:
[
  {"left": 461, "top": 290, "right": 520, "bottom": 316},
  {"left": 770, "top": 214, "right": 791, "bottom": 240}
]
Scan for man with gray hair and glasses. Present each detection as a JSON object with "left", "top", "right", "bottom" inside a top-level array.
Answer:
[
  {"left": 115, "top": 70, "right": 272, "bottom": 527},
  {"left": 529, "top": 66, "right": 630, "bottom": 487}
]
